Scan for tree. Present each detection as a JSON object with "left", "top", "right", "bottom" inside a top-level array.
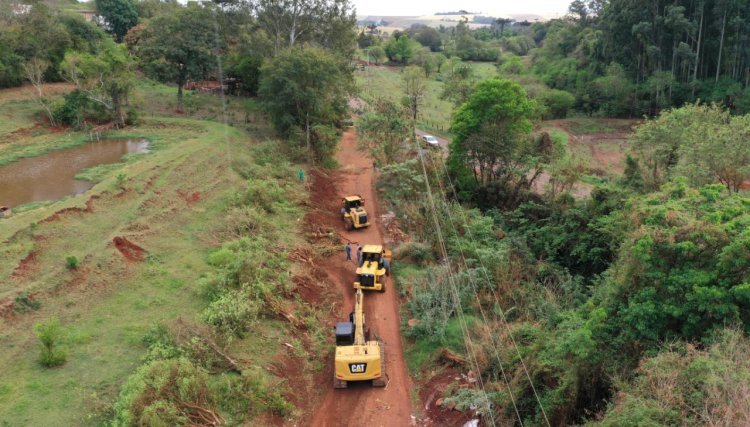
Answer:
[
  {"left": 447, "top": 79, "right": 538, "bottom": 195},
  {"left": 410, "top": 24, "right": 442, "bottom": 51},
  {"left": 256, "top": 0, "right": 356, "bottom": 56},
  {"left": 62, "top": 38, "right": 135, "bottom": 126},
  {"left": 384, "top": 33, "right": 417, "bottom": 63},
  {"left": 676, "top": 105, "right": 750, "bottom": 192},
  {"left": 131, "top": 5, "right": 219, "bottom": 111},
  {"left": 631, "top": 105, "right": 696, "bottom": 189},
  {"left": 95, "top": 0, "right": 138, "bottom": 42},
  {"left": 22, "top": 58, "right": 56, "bottom": 125},
  {"left": 401, "top": 66, "right": 426, "bottom": 140},
  {"left": 369, "top": 45, "right": 386, "bottom": 65},
  {"left": 495, "top": 17, "right": 513, "bottom": 35},
  {"left": 356, "top": 98, "right": 411, "bottom": 165},
  {"left": 259, "top": 46, "right": 351, "bottom": 161},
  {"left": 440, "top": 58, "right": 474, "bottom": 106}
]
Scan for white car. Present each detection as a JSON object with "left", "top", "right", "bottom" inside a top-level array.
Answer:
[{"left": 421, "top": 134, "right": 440, "bottom": 148}]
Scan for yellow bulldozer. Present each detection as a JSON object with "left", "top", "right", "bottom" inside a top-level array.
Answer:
[
  {"left": 341, "top": 195, "right": 371, "bottom": 231},
  {"left": 353, "top": 245, "right": 391, "bottom": 292},
  {"left": 334, "top": 289, "right": 386, "bottom": 388}
]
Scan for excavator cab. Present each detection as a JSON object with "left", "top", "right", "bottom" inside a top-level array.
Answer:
[
  {"left": 342, "top": 195, "right": 371, "bottom": 231},
  {"left": 334, "top": 290, "right": 385, "bottom": 388},
  {"left": 353, "top": 245, "right": 391, "bottom": 292}
]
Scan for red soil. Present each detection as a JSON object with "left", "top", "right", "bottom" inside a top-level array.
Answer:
[
  {"left": 12, "top": 250, "right": 38, "bottom": 279},
  {"left": 177, "top": 190, "right": 201, "bottom": 205},
  {"left": 307, "top": 128, "right": 414, "bottom": 426},
  {"left": 113, "top": 236, "right": 146, "bottom": 262}
]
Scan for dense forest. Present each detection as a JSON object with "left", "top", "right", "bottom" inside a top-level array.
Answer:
[{"left": 359, "top": 0, "right": 750, "bottom": 117}]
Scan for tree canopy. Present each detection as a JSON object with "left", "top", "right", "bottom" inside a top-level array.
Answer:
[
  {"left": 128, "top": 4, "right": 220, "bottom": 111},
  {"left": 259, "top": 46, "right": 352, "bottom": 161}
]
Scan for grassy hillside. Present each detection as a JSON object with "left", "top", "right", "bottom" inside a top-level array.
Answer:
[{"left": 0, "top": 82, "right": 329, "bottom": 425}]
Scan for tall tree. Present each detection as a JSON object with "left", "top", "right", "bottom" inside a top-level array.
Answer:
[
  {"left": 259, "top": 46, "right": 352, "bottom": 161},
  {"left": 447, "top": 79, "right": 537, "bottom": 193},
  {"left": 256, "top": 0, "right": 356, "bottom": 57},
  {"left": 22, "top": 58, "right": 56, "bottom": 125},
  {"left": 401, "top": 66, "right": 426, "bottom": 140},
  {"left": 130, "top": 4, "right": 219, "bottom": 111},
  {"left": 356, "top": 98, "right": 411, "bottom": 165},
  {"left": 95, "top": 0, "right": 139, "bottom": 42}
]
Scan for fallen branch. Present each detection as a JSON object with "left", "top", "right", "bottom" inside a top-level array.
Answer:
[{"left": 439, "top": 348, "right": 466, "bottom": 366}]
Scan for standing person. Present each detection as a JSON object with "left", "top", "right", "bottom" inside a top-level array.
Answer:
[
  {"left": 345, "top": 242, "right": 352, "bottom": 262},
  {"left": 356, "top": 244, "right": 362, "bottom": 266}
]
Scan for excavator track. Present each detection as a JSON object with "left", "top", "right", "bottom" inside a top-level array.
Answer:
[{"left": 372, "top": 340, "right": 387, "bottom": 387}]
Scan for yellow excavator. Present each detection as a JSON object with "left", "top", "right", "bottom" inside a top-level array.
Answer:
[
  {"left": 353, "top": 245, "right": 391, "bottom": 292},
  {"left": 341, "top": 195, "right": 371, "bottom": 231},
  {"left": 334, "top": 289, "right": 386, "bottom": 388}
]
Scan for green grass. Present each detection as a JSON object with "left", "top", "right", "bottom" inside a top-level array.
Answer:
[
  {"left": 356, "top": 66, "right": 455, "bottom": 137},
  {"left": 355, "top": 58, "right": 500, "bottom": 138},
  {"left": 549, "top": 128, "right": 569, "bottom": 149},
  {"left": 0, "top": 80, "right": 313, "bottom": 425},
  {"left": 0, "top": 100, "right": 40, "bottom": 137},
  {"left": 403, "top": 316, "right": 475, "bottom": 374}
]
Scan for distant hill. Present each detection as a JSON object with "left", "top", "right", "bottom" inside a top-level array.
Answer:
[{"left": 357, "top": 13, "right": 548, "bottom": 30}]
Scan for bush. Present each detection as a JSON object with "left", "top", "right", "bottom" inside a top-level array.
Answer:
[
  {"left": 112, "top": 358, "right": 223, "bottom": 426},
  {"left": 595, "top": 328, "right": 750, "bottom": 426},
  {"left": 124, "top": 108, "right": 139, "bottom": 126},
  {"left": 395, "top": 241, "right": 433, "bottom": 265},
  {"left": 53, "top": 89, "right": 111, "bottom": 129},
  {"left": 202, "top": 290, "right": 259, "bottom": 339},
  {"left": 540, "top": 89, "right": 575, "bottom": 119},
  {"left": 226, "top": 54, "right": 262, "bottom": 96},
  {"left": 215, "top": 370, "right": 294, "bottom": 419},
  {"left": 33, "top": 318, "right": 67, "bottom": 367},
  {"left": 14, "top": 292, "right": 41, "bottom": 312},
  {"left": 65, "top": 255, "right": 79, "bottom": 270}
]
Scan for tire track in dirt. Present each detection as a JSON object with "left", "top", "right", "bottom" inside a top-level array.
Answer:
[{"left": 309, "top": 128, "right": 414, "bottom": 427}]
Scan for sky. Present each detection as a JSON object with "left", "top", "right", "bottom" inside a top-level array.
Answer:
[{"left": 352, "top": 0, "right": 571, "bottom": 18}]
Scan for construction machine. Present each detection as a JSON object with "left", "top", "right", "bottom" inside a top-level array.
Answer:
[
  {"left": 341, "top": 195, "right": 371, "bottom": 231},
  {"left": 353, "top": 245, "right": 391, "bottom": 292},
  {"left": 334, "top": 289, "right": 386, "bottom": 388}
]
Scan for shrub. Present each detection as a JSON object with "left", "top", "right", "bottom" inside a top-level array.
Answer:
[
  {"left": 125, "top": 108, "right": 139, "bottom": 126},
  {"left": 65, "top": 255, "right": 79, "bottom": 270},
  {"left": 540, "top": 89, "right": 576, "bottom": 119},
  {"left": 215, "top": 370, "right": 294, "bottom": 419},
  {"left": 115, "top": 173, "right": 127, "bottom": 189},
  {"left": 33, "top": 318, "right": 67, "bottom": 367},
  {"left": 53, "top": 89, "right": 111, "bottom": 129},
  {"left": 202, "top": 290, "right": 259, "bottom": 339},
  {"left": 112, "top": 358, "right": 223, "bottom": 426},
  {"left": 394, "top": 241, "right": 433, "bottom": 265},
  {"left": 14, "top": 292, "right": 41, "bottom": 312}
]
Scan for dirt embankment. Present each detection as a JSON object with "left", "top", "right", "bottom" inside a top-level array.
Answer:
[{"left": 306, "top": 129, "right": 414, "bottom": 426}]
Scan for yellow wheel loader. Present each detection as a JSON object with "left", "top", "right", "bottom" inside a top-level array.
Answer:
[
  {"left": 334, "top": 289, "right": 386, "bottom": 388},
  {"left": 341, "top": 195, "right": 371, "bottom": 231},
  {"left": 353, "top": 245, "right": 391, "bottom": 293}
]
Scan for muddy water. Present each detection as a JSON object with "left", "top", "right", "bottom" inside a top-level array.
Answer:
[{"left": 0, "top": 138, "right": 149, "bottom": 209}]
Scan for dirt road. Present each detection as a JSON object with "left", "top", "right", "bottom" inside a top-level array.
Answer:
[{"left": 309, "top": 129, "right": 414, "bottom": 426}]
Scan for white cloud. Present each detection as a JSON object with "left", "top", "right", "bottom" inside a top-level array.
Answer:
[{"left": 353, "top": 0, "right": 570, "bottom": 19}]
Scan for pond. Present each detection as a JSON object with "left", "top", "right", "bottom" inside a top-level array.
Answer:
[{"left": 0, "top": 138, "right": 149, "bottom": 209}]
